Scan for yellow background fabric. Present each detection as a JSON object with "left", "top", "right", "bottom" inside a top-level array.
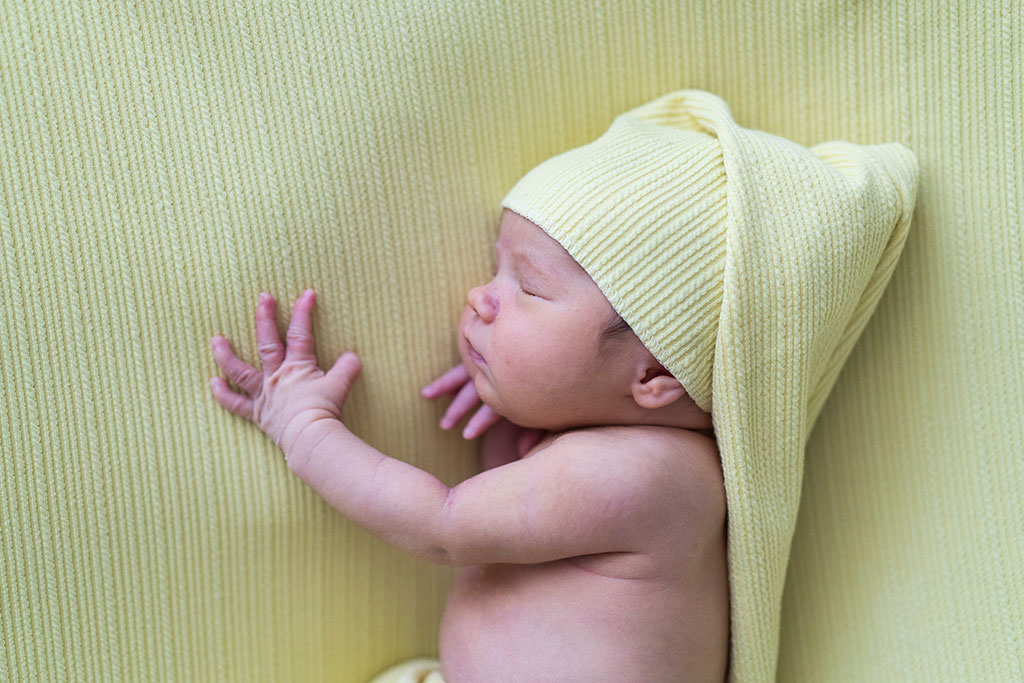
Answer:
[{"left": 1, "top": 2, "right": 1020, "bottom": 681}]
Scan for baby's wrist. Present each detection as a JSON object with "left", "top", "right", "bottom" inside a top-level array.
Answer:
[{"left": 281, "top": 413, "right": 342, "bottom": 475}]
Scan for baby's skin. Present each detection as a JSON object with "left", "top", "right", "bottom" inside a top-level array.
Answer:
[{"left": 209, "top": 209, "right": 729, "bottom": 682}]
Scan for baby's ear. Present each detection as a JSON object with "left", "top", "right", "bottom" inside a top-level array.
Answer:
[{"left": 630, "top": 362, "right": 688, "bottom": 410}]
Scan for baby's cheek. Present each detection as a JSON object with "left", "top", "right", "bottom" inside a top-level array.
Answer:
[{"left": 496, "top": 343, "right": 548, "bottom": 400}]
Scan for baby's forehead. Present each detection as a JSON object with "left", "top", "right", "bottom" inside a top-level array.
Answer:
[{"left": 498, "top": 209, "right": 586, "bottom": 275}]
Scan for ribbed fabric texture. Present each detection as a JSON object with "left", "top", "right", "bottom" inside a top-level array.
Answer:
[
  {"left": 1, "top": 2, "right": 1021, "bottom": 682},
  {"left": 503, "top": 89, "right": 919, "bottom": 682}
]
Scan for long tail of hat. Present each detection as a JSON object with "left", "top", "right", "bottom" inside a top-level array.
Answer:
[
  {"left": 681, "top": 90, "right": 919, "bottom": 681},
  {"left": 804, "top": 141, "right": 919, "bottom": 438}
]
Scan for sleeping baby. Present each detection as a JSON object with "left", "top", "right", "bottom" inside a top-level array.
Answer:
[
  {"left": 209, "top": 90, "right": 918, "bottom": 682},
  {"left": 419, "top": 206, "right": 728, "bottom": 683}
]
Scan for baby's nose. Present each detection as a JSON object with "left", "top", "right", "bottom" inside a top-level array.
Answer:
[{"left": 467, "top": 284, "right": 497, "bottom": 322}]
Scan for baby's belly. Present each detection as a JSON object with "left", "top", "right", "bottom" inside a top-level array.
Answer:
[{"left": 439, "top": 556, "right": 719, "bottom": 683}]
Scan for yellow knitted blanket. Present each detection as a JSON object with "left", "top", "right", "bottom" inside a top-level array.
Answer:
[{"left": 1, "top": 2, "right": 1020, "bottom": 681}]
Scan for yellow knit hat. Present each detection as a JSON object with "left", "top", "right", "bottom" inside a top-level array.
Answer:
[{"left": 501, "top": 89, "right": 918, "bottom": 682}]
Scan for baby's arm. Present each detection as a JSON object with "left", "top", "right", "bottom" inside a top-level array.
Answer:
[
  {"left": 292, "top": 416, "right": 676, "bottom": 566},
  {"left": 438, "top": 429, "right": 685, "bottom": 565},
  {"left": 210, "top": 290, "right": 453, "bottom": 562},
  {"left": 209, "top": 291, "right": 683, "bottom": 567}
]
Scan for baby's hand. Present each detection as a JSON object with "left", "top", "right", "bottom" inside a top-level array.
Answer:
[
  {"left": 421, "top": 363, "right": 546, "bottom": 460},
  {"left": 421, "top": 363, "right": 501, "bottom": 439},
  {"left": 209, "top": 290, "right": 363, "bottom": 458}
]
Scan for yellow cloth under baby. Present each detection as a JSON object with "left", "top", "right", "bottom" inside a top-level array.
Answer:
[{"left": 369, "top": 658, "right": 445, "bottom": 683}]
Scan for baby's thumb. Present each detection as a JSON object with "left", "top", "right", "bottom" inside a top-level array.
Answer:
[{"left": 325, "top": 351, "right": 363, "bottom": 395}]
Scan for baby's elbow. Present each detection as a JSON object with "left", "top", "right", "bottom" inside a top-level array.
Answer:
[
  {"left": 426, "top": 539, "right": 492, "bottom": 567},
  {"left": 419, "top": 542, "right": 457, "bottom": 566},
  {"left": 418, "top": 488, "right": 462, "bottom": 566},
  {"left": 425, "top": 491, "right": 487, "bottom": 567}
]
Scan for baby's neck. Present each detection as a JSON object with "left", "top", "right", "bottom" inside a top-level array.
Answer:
[{"left": 562, "top": 413, "right": 715, "bottom": 441}]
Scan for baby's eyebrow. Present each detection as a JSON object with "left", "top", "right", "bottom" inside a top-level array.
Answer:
[{"left": 495, "top": 241, "right": 540, "bottom": 271}]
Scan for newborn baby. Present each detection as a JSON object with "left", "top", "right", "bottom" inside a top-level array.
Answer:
[
  {"left": 209, "top": 207, "right": 729, "bottom": 683},
  {"left": 428, "top": 207, "right": 728, "bottom": 682},
  {"left": 209, "top": 89, "right": 918, "bottom": 683}
]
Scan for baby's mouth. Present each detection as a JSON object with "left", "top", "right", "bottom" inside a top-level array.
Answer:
[{"left": 465, "top": 336, "right": 486, "bottom": 366}]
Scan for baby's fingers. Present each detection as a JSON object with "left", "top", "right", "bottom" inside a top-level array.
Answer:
[
  {"left": 284, "top": 289, "right": 317, "bottom": 364},
  {"left": 211, "top": 336, "right": 262, "bottom": 396},
  {"left": 439, "top": 379, "right": 481, "bottom": 430},
  {"left": 461, "top": 403, "right": 501, "bottom": 440},
  {"left": 209, "top": 376, "right": 254, "bottom": 420},
  {"left": 421, "top": 363, "right": 470, "bottom": 399},
  {"left": 256, "top": 293, "right": 284, "bottom": 375}
]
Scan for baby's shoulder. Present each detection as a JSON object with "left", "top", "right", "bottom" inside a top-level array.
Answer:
[
  {"left": 555, "top": 423, "right": 717, "bottom": 463},
  {"left": 545, "top": 424, "right": 725, "bottom": 565},
  {"left": 541, "top": 424, "right": 722, "bottom": 498}
]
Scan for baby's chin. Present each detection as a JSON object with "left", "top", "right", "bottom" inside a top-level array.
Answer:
[
  {"left": 472, "top": 378, "right": 524, "bottom": 425},
  {"left": 471, "top": 374, "right": 505, "bottom": 417},
  {"left": 469, "top": 364, "right": 567, "bottom": 430},
  {"left": 478, "top": 391, "right": 562, "bottom": 432}
]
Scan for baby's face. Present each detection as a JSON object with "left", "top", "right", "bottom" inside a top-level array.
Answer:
[{"left": 459, "top": 209, "right": 635, "bottom": 431}]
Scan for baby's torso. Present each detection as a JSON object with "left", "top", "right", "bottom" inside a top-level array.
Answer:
[{"left": 439, "top": 425, "right": 729, "bottom": 683}]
